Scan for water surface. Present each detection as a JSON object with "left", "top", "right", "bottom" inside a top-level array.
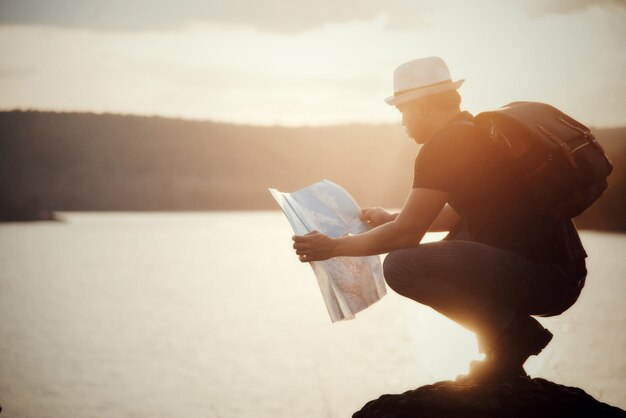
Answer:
[{"left": 0, "top": 212, "right": 624, "bottom": 417}]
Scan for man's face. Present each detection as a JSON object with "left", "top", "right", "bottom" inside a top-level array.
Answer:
[{"left": 396, "top": 99, "right": 429, "bottom": 144}]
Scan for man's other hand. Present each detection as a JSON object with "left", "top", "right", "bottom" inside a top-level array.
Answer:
[
  {"left": 360, "top": 207, "right": 396, "bottom": 228},
  {"left": 292, "top": 231, "right": 336, "bottom": 262}
]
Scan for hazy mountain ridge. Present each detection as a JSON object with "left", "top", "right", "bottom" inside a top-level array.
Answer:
[
  {"left": 0, "top": 110, "right": 414, "bottom": 211},
  {"left": 1, "top": 110, "right": 624, "bottom": 230}
]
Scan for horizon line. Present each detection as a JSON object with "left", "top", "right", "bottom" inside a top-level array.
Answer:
[{"left": 1, "top": 107, "right": 625, "bottom": 130}]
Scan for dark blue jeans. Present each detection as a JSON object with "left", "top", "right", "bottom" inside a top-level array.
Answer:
[{"left": 383, "top": 240, "right": 586, "bottom": 352}]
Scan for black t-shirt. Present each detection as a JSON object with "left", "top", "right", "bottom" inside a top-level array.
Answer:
[{"left": 413, "top": 111, "right": 587, "bottom": 264}]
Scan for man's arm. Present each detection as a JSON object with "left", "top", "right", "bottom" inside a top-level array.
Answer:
[
  {"left": 292, "top": 188, "right": 448, "bottom": 261},
  {"left": 361, "top": 203, "right": 461, "bottom": 232}
]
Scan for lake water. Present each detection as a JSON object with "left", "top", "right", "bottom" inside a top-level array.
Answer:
[{"left": 0, "top": 212, "right": 624, "bottom": 417}]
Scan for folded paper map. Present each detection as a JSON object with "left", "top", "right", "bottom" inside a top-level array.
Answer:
[{"left": 269, "top": 180, "right": 386, "bottom": 322}]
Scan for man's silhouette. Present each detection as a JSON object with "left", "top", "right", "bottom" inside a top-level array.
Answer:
[{"left": 292, "top": 56, "right": 587, "bottom": 382}]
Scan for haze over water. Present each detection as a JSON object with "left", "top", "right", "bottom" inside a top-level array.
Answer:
[{"left": 0, "top": 212, "right": 624, "bottom": 417}]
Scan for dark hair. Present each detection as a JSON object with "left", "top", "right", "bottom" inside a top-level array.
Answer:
[{"left": 422, "top": 89, "right": 461, "bottom": 111}]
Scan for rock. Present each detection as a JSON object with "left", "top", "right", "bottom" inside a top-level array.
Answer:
[{"left": 353, "top": 377, "right": 625, "bottom": 418}]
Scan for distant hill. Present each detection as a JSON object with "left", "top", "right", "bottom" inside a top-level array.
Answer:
[
  {"left": 0, "top": 110, "right": 413, "bottom": 212},
  {"left": 0, "top": 110, "right": 624, "bottom": 231}
]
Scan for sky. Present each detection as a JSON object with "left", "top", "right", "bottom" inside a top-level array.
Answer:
[{"left": 0, "top": 0, "right": 625, "bottom": 127}]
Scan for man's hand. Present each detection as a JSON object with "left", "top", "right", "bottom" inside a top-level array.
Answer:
[
  {"left": 360, "top": 207, "right": 396, "bottom": 228},
  {"left": 292, "top": 231, "right": 337, "bottom": 262}
]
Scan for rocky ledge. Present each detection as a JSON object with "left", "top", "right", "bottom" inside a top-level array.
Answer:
[{"left": 353, "top": 377, "right": 625, "bottom": 418}]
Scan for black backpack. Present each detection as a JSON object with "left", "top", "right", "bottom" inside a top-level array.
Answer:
[{"left": 473, "top": 102, "right": 613, "bottom": 220}]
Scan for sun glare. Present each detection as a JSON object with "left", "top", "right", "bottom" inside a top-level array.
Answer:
[{"left": 412, "top": 308, "right": 482, "bottom": 381}]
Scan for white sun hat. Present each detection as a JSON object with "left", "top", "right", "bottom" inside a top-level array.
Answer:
[{"left": 385, "top": 56, "right": 464, "bottom": 106}]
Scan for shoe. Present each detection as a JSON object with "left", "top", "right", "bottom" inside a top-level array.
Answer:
[
  {"left": 490, "top": 321, "right": 553, "bottom": 370},
  {"left": 457, "top": 314, "right": 553, "bottom": 384},
  {"left": 479, "top": 313, "right": 553, "bottom": 366}
]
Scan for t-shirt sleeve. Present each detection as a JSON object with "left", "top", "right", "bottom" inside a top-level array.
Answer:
[{"left": 412, "top": 124, "right": 478, "bottom": 192}]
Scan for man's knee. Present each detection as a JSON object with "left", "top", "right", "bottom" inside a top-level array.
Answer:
[{"left": 383, "top": 249, "right": 415, "bottom": 293}]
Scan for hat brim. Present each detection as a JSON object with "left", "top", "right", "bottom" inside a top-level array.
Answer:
[{"left": 385, "top": 79, "right": 465, "bottom": 106}]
